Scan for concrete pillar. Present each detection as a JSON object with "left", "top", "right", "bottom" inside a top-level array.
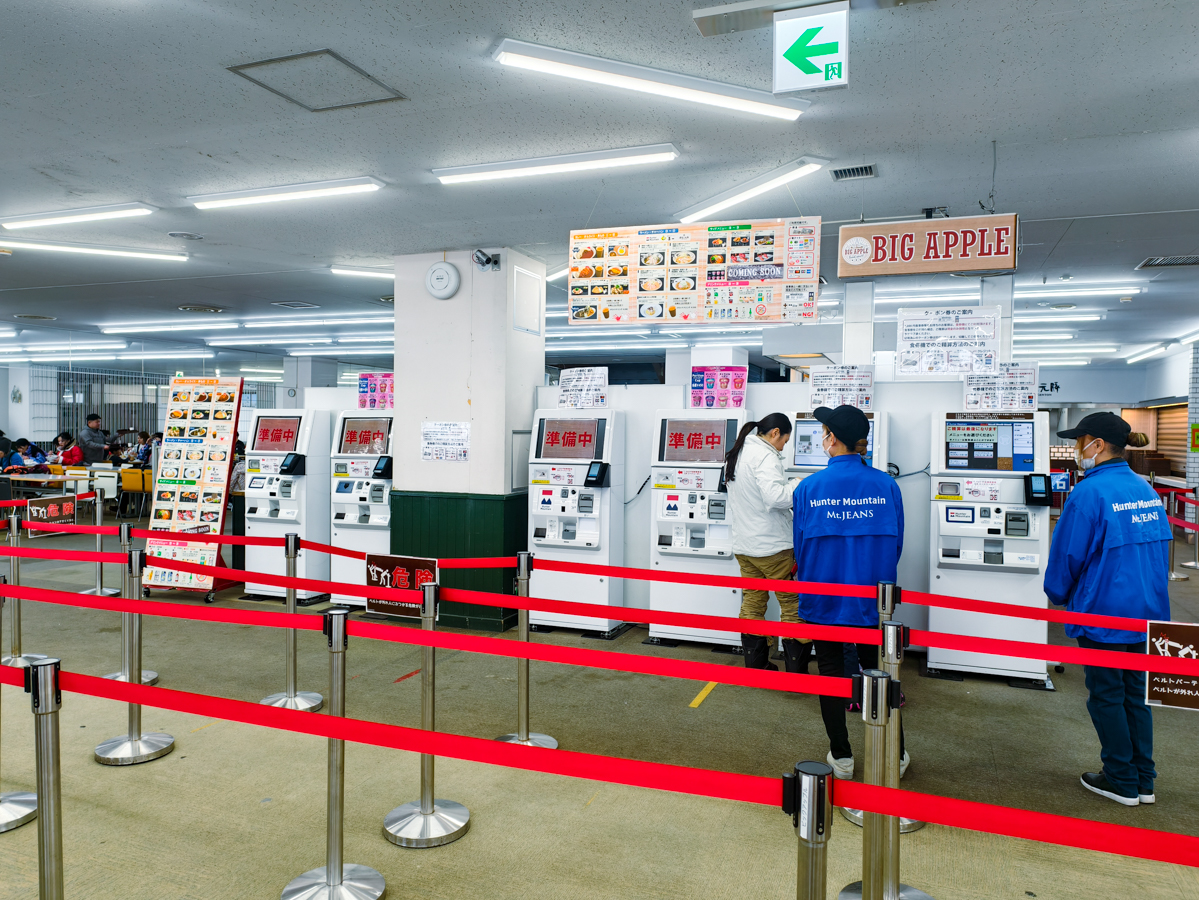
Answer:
[
  {"left": 690, "top": 345, "right": 749, "bottom": 369},
  {"left": 5, "top": 364, "right": 31, "bottom": 438},
  {"left": 982, "top": 274, "right": 1014, "bottom": 363},
  {"left": 664, "top": 349, "right": 691, "bottom": 385},
  {"left": 842, "top": 281, "right": 874, "bottom": 365},
  {"left": 278, "top": 358, "right": 337, "bottom": 408}
]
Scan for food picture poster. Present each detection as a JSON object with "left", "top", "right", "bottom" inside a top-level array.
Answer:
[
  {"left": 568, "top": 217, "right": 820, "bottom": 325},
  {"left": 145, "top": 377, "right": 243, "bottom": 590},
  {"left": 690, "top": 366, "right": 748, "bottom": 409},
  {"left": 358, "top": 372, "right": 394, "bottom": 410}
]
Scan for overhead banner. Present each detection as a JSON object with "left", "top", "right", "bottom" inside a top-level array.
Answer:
[
  {"left": 837, "top": 214, "right": 1017, "bottom": 278},
  {"left": 964, "top": 362, "right": 1038, "bottom": 412},
  {"left": 896, "top": 306, "right": 1000, "bottom": 378},
  {"left": 809, "top": 364, "right": 873, "bottom": 409},
  {"left": 568, "top": 217, "right": 820, "bottom": 325}
]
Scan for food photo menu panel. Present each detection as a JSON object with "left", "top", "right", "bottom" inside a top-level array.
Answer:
[
  {"left": 568, "top": 217, "right": 820, "bottom": 325},
  {"left": 145, "top": 377, "right": 243, "bottom": 591}
]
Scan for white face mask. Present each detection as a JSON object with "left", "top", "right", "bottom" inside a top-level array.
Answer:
[
  {"left": 1075, "top": 438, "right": 1101, "bottom": 471},
  {"left": 821, "top": 431, "right": 834, "bottom": 458}
]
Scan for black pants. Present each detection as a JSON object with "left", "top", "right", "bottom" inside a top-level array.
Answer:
[{"left": 815, "top": 641, "right": 905, "bottom": 761}]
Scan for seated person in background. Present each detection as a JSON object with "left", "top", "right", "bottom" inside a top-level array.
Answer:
[
  {"left": 151, "top": 432, "right": 163, "bottom": 447},
  {"left": 48, "top": 432, "right": 84, "bottom": 466},
  {"left": 0, "top": 430, "right": 10, "bottom": 457},
  {"left": 13, "top": 439, "right": 46, "bottom": 465},
  {"left": 133, "top": 431, "right": 152, "bottom": 466}
]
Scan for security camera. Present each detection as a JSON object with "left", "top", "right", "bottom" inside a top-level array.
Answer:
[{"left": 472, "top": 250, "right": 500, "bottom": 271}]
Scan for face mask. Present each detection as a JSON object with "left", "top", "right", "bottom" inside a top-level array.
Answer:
[
  {"left": 821, "top": 432, "right": 834, "bottom": 458},
  {"left": 1075, "top": 438, "right": 1100, "bottom": 471}
]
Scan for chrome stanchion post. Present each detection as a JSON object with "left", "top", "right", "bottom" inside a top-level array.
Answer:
[
  {"left": 81, "top": 488, "right": 118, "bottom": 597},
  {"left": 261, "top": 533, "right": 323, "bottom": 711},
  {"left": 281, "top": 608, "right": 385, "bottom": 900},
  {"left": 782, "top": 761, "right": 833, "bottom": 900},
  {"left": 1168, "top": 492, "right": 1189, "bottom": 582},
  {"left": 384, "top": 582, "right": 471, "bottom": 847},
  {"left": 24, "top": 658, "right": 63, "bottom": 900},
  {"left": 94, "top": 550, "right": 174, "bottom": 765},
  {"left": 0, "top": 587, "right": 37, "bottom": 832},
  {"left": 1182, "top": 488, "right": 1199, "bottom": 570},
  {"left": 496, "top": 551, "right": 557, "bottom": 748},
  {"left": 3, "top": 512, "right": 46, "bottom": 668},
  {"left": 838, "top": 670, "right": 888, "bottom": 900},
  {"left": 103, "top": 524, "right": 157, "bottom": 686}
]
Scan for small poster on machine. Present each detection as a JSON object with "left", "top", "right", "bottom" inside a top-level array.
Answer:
[
  {"left": 690, "top": 366, "right": 747, "bottom": 410},
  {"left": 358, "top": 372, "right": 394, "bottom": 409},
  {"left": 558, "top": 366, "right": 608, "bottom": 408},
  {"left": 810, "top": 365, "right": 874, "bottom": 410}
]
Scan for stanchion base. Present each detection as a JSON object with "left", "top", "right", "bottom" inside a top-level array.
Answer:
[
  {"left": 1, "top": 653, "right": 48, "bottom": 669},
  {"left": 1169, "top": 572, "right": 1190, "bottom": 582},
  {"left": 80, "top": 588, "right": 121, "bottom": 597},
  {"left": 1181, "top": 561, "right": 1199, "bottom": 570},
  {"left": 103, "top": 670, "right": 159, "bottom": 686},
  {"left": 839, "top": 882, "right": 936, "bottom": 900},
  {"left": 281, "top": 863, "right": 386, "bottom": 900},
  {"left": 839, "top": 807, "right": 926, "bottom": 833},
  {"left": 94, "top": 732, "right": 175, "bottom": 766},
  {"left": 495, "top": 732, "right": 558, "bottom": 749},
  {"left": 260, "top": 691, "right": 324, "bottom": 712},
  {"left": 383, "top": 799, "right": 470, "bottom": 848},
  {"left": 0, "top": 791, "right": 37, "bottom": 833}
]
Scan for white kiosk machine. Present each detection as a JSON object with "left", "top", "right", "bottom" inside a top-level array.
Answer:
[
  {"left": 244, "top": 408, "right": 331, "bottom": 599},
  {"left": 647, "top": 409, "right": 747, "bottom": 646},
  {"left": 786, "top": 411, "right": 889, "bottom": 476},
  {"left": 528, "top": 409, "right": 625, "bottom": 635},
  {"left": 330, "top": 412, "right": 394, "bottom": 606},
  {"left": 927, "top": 411, "right": 1053, "bottom": 684}
]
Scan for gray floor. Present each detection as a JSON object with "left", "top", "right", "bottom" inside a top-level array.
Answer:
[{"left": 1, "top": 519, "right": 1199, "bottom": 898}]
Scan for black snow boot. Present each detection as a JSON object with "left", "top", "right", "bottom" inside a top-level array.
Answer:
[
  {"left": 740, "top": 633, "right": 778, "bottom": 670},
  {"left": 782, "top": 638, "right": 813, "bottom": 674}
]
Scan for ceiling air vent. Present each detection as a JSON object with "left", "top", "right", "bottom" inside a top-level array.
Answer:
[
  {"left": 228, "top": 49, "right": 406, "bottom": 112},
  {"left": 178, "top": 306, "right": 224, "bottom": 313},
  {"left": 1137, "top": 256, "right": 1199, "bottom": 269},
  {"left": 272, "top": 301, "right": 320, "bottom": 309},
  {"left": 14, "top": 314, "right": 55, "bottom": 320},
  {"left": 830, "top": 165, "right": 876, "bottom": 182}
]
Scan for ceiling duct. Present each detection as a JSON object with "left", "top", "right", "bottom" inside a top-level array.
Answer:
[
  {"left": 830, "top": 164, "right": 876, "bottom": 182},
  {"left": 1136, "top": 256, "right": 1199, "bottom": 269}
]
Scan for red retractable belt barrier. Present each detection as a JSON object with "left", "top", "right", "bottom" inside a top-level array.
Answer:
[
  {"left": 1168, "top": 516, "right": 1199, "bottom": 532},
  {"left": 0, "top": 546, "right": 124, "bottom": 564},
  {"left": 21, "top": 521, "right": 121, "bottom": 536},
  {"left": 132, "top": 529, "right": 285, "bottom": 547},
  {"left": 437, "top": 556, "right": 519, "bottom": 569},
  {"left": 0, "top": 499, "right": 28, "bottom": 508},
  {"left": 901, "top": 588, "right": 1148, "bottom": 633},
  {"left": 299, "top": 539, "right": 366, "bottom": 560},
  {"left": 1176, "top": 494, "right": 1199, "bottom": 507}
]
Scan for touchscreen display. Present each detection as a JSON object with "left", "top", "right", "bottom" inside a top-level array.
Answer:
[
  {"left": 338, "top": 417, "right": 390, "bottom": 455},
  {"left": 536, "top": 418, "right": 601, "bottom": 460},
  {"left": 792, "top": 414, "right": 874, "bottom": 469},
  {"left": 945, "top": 417, "right": 1034, "bottom": 472},
  {"left": 660, "top": 418, "right": 737, "bottom": 463},
  {"left": 252, "top": 416, "right": 301, "bottom": 452}
]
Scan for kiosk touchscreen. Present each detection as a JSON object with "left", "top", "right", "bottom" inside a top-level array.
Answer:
[
  {"left": 927, "top": 411, "right": 1052, "bottom": 683},
  {"left": 244, "top": 408, "right": 331, "bottom": 599},
  {"left": 527, "top": 409, "right": 625, "bottom": 635},
  {"left": 785, "top": 411, "right": 889, "bottom": 475},
  {"left": 329, "top": 413, "right": 394, "bottom": 606},
  {"left": 647, "top": 409, "right": 746, "bottom": 646}
]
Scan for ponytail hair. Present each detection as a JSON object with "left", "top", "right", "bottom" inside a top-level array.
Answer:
[
  {"left": 1126, "top": 432, "right": 1149, "bottom": 449},
  {"left": 725, "top": 412, "right": 792, "bottom": 482}
]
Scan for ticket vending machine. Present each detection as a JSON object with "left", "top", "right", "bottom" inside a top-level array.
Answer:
[
  {"left": 528, "top": 409, "right": 625, "bottom": 635},
  {"left": 330, "top": 412, "right": 394, "bottom": 606},
  {"left": 647, "top": 409, "right": 747, "bottom": 646},
  {"left": 244, "top": 409, "right": 331, "bottom": 600},
  {"left": 927, "top": 411, "right": 1053, "bottom": 684},
  {"left": 785, "top": 411, "right": 890, "bottom": 477}
]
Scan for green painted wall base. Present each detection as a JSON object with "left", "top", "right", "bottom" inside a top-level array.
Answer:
[{"left": 390, "top": 490, "right": 526, "bottom": 632}]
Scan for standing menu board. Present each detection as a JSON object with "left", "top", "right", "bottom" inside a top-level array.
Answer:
[
  {"left": 145, "top": 377, "right": 243, "bottom": 592},
  {"left": 567, "top": 217, "right": 820, "bottom": 325}
]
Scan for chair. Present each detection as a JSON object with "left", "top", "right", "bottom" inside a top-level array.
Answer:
[
  {"left": 92, "top": 465, "right": 119, "bottom": 510},
  {"left": 117, "top": 468, "right": 151, "bottom": 521},
  {"left": 48, "top": 464, "right": 64, "bottom": 476}
]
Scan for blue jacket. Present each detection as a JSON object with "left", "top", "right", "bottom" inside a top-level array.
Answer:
[
  {"left": 1044, "top": 459, "right": 1170, "bottom": 643},
  {"left": 792, "top": 454, "right": 904, "bottom": 626}
]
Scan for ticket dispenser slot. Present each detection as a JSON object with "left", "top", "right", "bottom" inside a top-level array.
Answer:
[{"left": 1005, "top": 511, "right": 1029, "bottom": 536}]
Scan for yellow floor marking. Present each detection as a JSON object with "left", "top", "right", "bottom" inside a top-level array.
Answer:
[
  {"left": 584, "top": 790, "right": 600, "bottom": 809},
  {"left": 190, "top": 722, "right": 217, "bottom": 734},
  {"left": 689, "top": 681, "right": 719, "bottom": 708}
]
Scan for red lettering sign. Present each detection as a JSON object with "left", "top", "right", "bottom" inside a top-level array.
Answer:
[
  {"left": 922, "top": 232, "right": 941, "bottom": 260},
  {"left": 578, "top": 432, "right": 594, "bottom": 448},
  {"left": 562, "top": 431, "right": 578, "bottom": 447},
  {"left": 942, "top": 231, "right": 960, "bottom": 258},
  {"left": 960, "top": 229, "right": 977, "bottom": 258},
  {"left": 977, "top": 227, "right": 994, "bottom": 256},
  {"left": 258, "top": 427, "right": 270, "bottom": 442},
  {"left": 270, "top": 428, "right": 283, "bottom": 442},
  {"left": 888, "top": 234, "right": 898, "bottom": 262},
  {"left": 705, "top": 433, "right": 722, "bottom": 449},
  {"left": 872, "top": 235, "right": 888, "bottom": 263},
  {"left": 545, "top": 430, "right": 561, "bottom": 447},
  {"left": 414, "top": 568, "right": 435, "bottom": 588},
  {"left": 668, "top": 432, "right": 685, "bottom": 449},
  {"left": 345, "top": 429, "right": 359, "bottom": 445},
  {"left": 994, "top": 226, "right": 1011, "bottom": 256},
  {"left": 686, "top": 432, "right": 703, "bottom": 450},
  {"left": 392, "top": 566, "right": 410, "bottom": 589},
  {"left": 900, "top": 233, "right": 914, "bottom": 261}
]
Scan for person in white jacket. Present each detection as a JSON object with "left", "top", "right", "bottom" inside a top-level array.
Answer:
[{"left": 725, "top": 413, "right": 810, "bottom": 673}]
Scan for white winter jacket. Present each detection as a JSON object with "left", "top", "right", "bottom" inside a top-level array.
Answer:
[{"left": 728, "top": 434, "right": 798, "bottom": 557}]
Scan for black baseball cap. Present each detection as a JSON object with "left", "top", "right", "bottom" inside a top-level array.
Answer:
[
  {"left": 813, "top": 405, "right": 870, "bottom": 448},
  {"left": 1057, "top": 411, "right": 1131, "bottom": 446}
]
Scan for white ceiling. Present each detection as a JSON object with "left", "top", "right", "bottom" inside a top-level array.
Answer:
[{"left": 2, "top": 0, "right": 1198, "bottom": 371}]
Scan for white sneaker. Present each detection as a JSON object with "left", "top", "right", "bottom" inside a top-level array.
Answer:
[
  {"left": 1139, "top": 792, "right": 1155, "bottom": 804},
  {"left": 827, "top": 752, "right": 854, "bottom": 780},
  {"left": 900, "top": 751, "right": 910, "bottom": 779}
]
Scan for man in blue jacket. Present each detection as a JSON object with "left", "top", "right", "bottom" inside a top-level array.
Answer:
[
  {"left": 1046, "top": 412, "right": 1171, "bottom": 806},
  {"left": 794, "top": 405, "right": 906, "bottom": 780}
]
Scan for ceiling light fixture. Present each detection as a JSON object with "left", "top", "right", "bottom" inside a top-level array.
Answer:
[
  {"left": 1180, "top": 330, "right": 1199, "bottom": 346},
  {"left": 1, "top": 202, "right": 156, "bottom": 230},
  {"left": 874, "top": 294, "right": 980, "bottom": 305},
  {"left": 330, "top": 265, "right": 394, "bottom": 279},
  {"left": 1013, "top": 345, "right": 1117, "bottom": 355},
  {"left": 545, "top": 342, "right": 689, "bottom": 353},
  {"left": 434, "top": 144, "right": 680, "bottom": 185},
  {"left": 1013, "top": 314, "right": 1102, "bottom": 323},
  {"left": 13, "top": 354, "right": 119, "bottom": 363},
  {"left": 1015, "top": 287, "right": 1145, "bottom": 299},
  {"left": 288, "top": 347, "right": 394, "bottom": 356},
  {"left": 676, "top": 157, "right": 828, "bottom": 223},
  {"left": 1011, "top": 334, "right": 1074, "bottom": 342},
  {"left": 492, "top": 38, "right": 808, "bottom": 121},
  {"left": 336, "top": 335, "right": 397, "bottom": 343},
  {"left": 188, "top": 176, "right": 384, "bottom": 210},
  {"left": 240, "top": 367, "right": 285, "bottom": 374},
  {"left": 0, "top": 238, "right": 187, "bottom": 262},
  {"left": 102, "top": 322, "right": 238, "bottom": 334},
  {"left": 1034, "top": 359, "right": 1091, "bottom": 366},
  {"left": 207, "top": 337, "right": 334, "bottom": 346},
  {"left": 118, "top": 351, "right": 216, "bottom": 360},
  {"left": 0, "top": 341, "right": 127, "bottom": 353},
  {"left": 243, "top": 316, "right": 393, "bottom": 329},
  {"left": 1126, "top": 346, "right": 1166, "bottom": 364},
  {"left": 547, "top": 268, "right": 569, "bottom": 281}
]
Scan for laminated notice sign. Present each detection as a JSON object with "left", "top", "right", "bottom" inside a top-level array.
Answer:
[
  {"left": 365, "top": 554, "right": 437, "bottom": 618},
  {"left": 558, "top": 367, "right": 608, "bottom": 408},
  {"left": 964, "top": 362, "right": 1038, "bottom": 412},
  {"left": 421, "top": 421, "right": 470, "bottom": 462},
  {"left": 358, "top": 372, "right": 394, "bottom": 410},
  {"left": 896, "top": 306, "right": 1000, "bottom": 378},
  {"left": 567, "top": 217, "right": 819, "bottom": 326},
  {"left": 1147, "top": 621, "right": 1199, "bottom": 711},
  {"left": 145, "top": 376, "right": 243, "bottom": 591},
  {"left": 810, "top": 365, "right": 873, "bottom": 410}
]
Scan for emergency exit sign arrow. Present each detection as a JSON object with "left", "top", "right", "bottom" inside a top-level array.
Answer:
[{"left": 783, "top": 27, "right": 838, "bottom": 74}]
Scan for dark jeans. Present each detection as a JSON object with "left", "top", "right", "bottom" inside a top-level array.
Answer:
[
  {"left": 1078, "top": 636, "right": 1155, "bottom": 797},
  {"left": 815, "top": 641, "right": 905, "bottom": 761}
]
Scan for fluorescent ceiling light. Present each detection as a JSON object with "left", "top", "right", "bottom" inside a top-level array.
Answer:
[
  {"left": 1, "top": 202, "right": 156, "bottom": 230},
  {"left": 547, "top": 268, "right": 569, "bottom": 281},
  {"left": 119, "top": 351, "right": 215, "bottom": 360},
  {"left": 17, "top": 354, "right": 118, "bottom": 363},
  {"left": 676, "top": 157, "right": 827, "bottom": 223},
  {"left": 330, "top": 265, "right": 394, "bottom": 279},
  {"left": 875, "top": 294, "right": 980, "bottom": 304},
  {"left": 103, "top": 322, "right": 238, "bottom": 334},
  {"left": 240, "top": 367, "right": 284, "bottom": 374},
  {"left": 188, "top": 177, "right": 384, "bottom": 210},
  {"left": 245, "top": 376, "right": 283, "bottom": 382},
  {"left": 337, "top": 335, "right": 396, "bottom": 343},
  {"left": 493, "top": 38, "right": 808, "bottom": 121},
  {"left": 243, "top": 316, "right": 393, "bottom": 329},
  {"left": 1012, "top": 334, "right": 1074, "bottom": 341},
  {"left": 1180, "top": 330, "right": 1199, "bottom": 345},
  {"left": 817, "top": 300, "right": 840, "bottom": 307},
  {"left": 0, "top": 238, "right": 186, "bottom": 262},
  {"left": 546, "top": 341, "right": 690, "bottom": 352},
  {"left": 1013, "top": 314, "right": 1101, "bottom": 323},
  {"left": 0, "top": 341, "right": 127, "bottom": 353},
  {"left": 1014, "top": 287, "right": 1144, "bottom": 299},
  {"left": 288, "top": 347, "right": 394, "bottom": 356},
  {"left": 434, "top": 144, "right": 679, "bottom": 185},
  {"left": 1014, "top": 345, "right": 1117, "bottom": 354},
  {"left": 547, "top": 329, "right": 654, "bottom": 338},
  {"left": 207, "top": 336, "right": 335, "bottom": 346},
  {"left": 1126, "top": 346, "right": 1166, "bottom": 364},
  {"left": 1036, "top": 360, "right": 1091, "bottom": 366}
]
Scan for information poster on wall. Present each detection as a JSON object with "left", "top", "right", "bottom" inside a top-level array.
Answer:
[
  {"left": 964, "top": 362, "right": 1038, "bottom": 411},
  {"left": 810, "top": 365, "right": 874, "bottom": 410},
  {"left": 365, "top": 554, "right": 438, "bottom": 619},
  {"left": 557, "top": 366, "right": 608, "bottom": 408},
  {"left": 1147, "top": 620, "right": 1199, "bottom": 711},
  {"left": 358, "top": 372, "right": 394, "bottom": 410},
  {"left": 690, "top": 365, "right": 747, "bottom": 409},
  {"left": 421, "top": 421, "right": 470, "bottom": 462},
  {"left": 568, "top": 217, "right": 820, "bottom": 325},
  {"left": 144, "top": 377, "right": 243, "bottom": 591},
  {"left": 896, "top": 306, "right": 1000, "bottom": 378}
]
